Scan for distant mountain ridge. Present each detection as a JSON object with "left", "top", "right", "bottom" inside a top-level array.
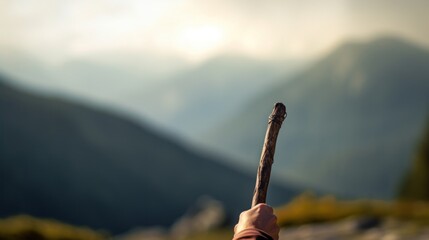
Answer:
[
  {"left": 0, "top": 50, "right": 301, "bottom": 142},
  {"left": 203, "top": 36, "right": 429, "bottom": 199},
  {"left": 138, "top": 55, "right": 299, "bottom": 137},
  {"left": 0, "top": 76, "right": 298, "bottom": 234}
]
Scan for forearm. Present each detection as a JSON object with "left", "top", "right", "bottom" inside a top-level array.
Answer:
[{"left": 233, "top": 228, "right": 274, "bottom": 240}]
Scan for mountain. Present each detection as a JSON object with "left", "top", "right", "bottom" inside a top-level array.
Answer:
[
  {"left": 129, "top": 55, "right": 300, "bottom": 137},
  {"left": 0, "top": 50, "right": 164, "bottom": 108},
  {"left": 0, "top": 76, "right": 298, "bottom": 234},
  {"left": 203, "top": 36, "right": 429, "bottom": 199},
  {"left": 0, "top": 50, "right": 301, "bottom": 142}
]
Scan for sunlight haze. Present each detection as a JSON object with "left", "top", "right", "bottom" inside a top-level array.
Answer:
[{"left": 1, "top": 0, "right": 428, "bottom": 64}]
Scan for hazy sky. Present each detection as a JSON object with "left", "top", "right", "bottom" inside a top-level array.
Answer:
[{"left": 0, "top": 0, "right": 428, "bottom": 64}]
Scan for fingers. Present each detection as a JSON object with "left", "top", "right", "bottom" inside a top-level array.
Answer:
[
  {"left": 253, "top": 203, "right": 274, "bottom": 214},
  {"left": 234, "top": 203, "right": 279, "bottom": 240},
  {"left": 255, "top": 204, "right": 279, "bottom": 240}
]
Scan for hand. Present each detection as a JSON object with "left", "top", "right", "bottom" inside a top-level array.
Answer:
[{"left": 234, "top": 203, "right": 279, "bottom": 240}]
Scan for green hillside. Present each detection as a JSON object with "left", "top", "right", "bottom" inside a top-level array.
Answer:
[
  {"left": 0, "top": 77, "right": 298, "bottom": 234},
  {"left": 204, "top": 36, "right": 429, "bottom": 199}
]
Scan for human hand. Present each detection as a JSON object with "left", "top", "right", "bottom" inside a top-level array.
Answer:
[{"left": 234, "top": 203, "right": 279, "bottom": 240}]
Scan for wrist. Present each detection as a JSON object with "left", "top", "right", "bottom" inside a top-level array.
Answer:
[{"left": 233, "top": 228, "right": 274, "bottom": 240}]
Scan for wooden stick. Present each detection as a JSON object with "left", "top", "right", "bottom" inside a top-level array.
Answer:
[{"left": 252, "top": 102, "right": 287, "bottom": 207}]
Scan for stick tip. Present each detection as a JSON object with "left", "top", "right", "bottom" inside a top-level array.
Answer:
[
  {"left": 274, "top": 102, "right": 286, "bottom": 112},
  {"left": 270, "top": 102, "right": 287, "bottom": 124}
]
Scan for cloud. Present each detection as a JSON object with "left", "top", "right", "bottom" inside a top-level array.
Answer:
[
  {"left": 345, "top": 0, "right": 429, "bottom": 45},
  {"left": 0, "top": 0, "right": 427, "bottom": 64}
]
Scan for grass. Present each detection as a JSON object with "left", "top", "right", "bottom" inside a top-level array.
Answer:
[
  {"left": 275, "top": 192, "right": 429, "bottom": 226},
  {"left": 0, "top": 215, "right": 108, "bottom": 240}
]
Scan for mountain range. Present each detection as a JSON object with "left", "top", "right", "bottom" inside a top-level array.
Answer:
[
  {"left": 138, "top": 55, "right": 299, "bottom": 137},
  {"left": 0, "top": 50, "right": 300, "bottom": 141},
  {"left": 0, "top": 76, "right": 298, "bottom": 234},
  {"left": 203, "top": 36, "right": 429, "bottom": 199}
]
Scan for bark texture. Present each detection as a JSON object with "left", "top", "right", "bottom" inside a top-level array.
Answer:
[{"left": 252, "top": 102, "right": 287, "bottom": 207}]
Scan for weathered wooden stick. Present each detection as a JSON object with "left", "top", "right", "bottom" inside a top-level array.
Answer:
[{"left": 252, "top": 102, "right": 287, "bottom": 207}]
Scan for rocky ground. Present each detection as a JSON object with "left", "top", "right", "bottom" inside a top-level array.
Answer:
[
  {"left": 116, "top": 217, "right": 429, "bottom": 240},
  {"left": 280, "top": 217, "right": 429, "bottom": 240},
  {"left": 115, "top": 197, "right": 429, "bottom": 240}
]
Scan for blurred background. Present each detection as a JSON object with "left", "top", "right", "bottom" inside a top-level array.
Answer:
[{"left": 0, "top": 0, "right": 429, "bottom": 239}]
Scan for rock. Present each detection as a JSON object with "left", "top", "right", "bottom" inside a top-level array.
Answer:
[
  {"left": 280, "top": 217, "right": 429, "bottom": 240},
  {"left": 170, "top": 196, "right": 226, "bottom": 239}
]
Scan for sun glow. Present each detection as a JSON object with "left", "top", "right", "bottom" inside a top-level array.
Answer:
[
  {"left": 176, "top": 25, "right": 226, "bottom": 62},
  {"left": 2, "top": 0, "right": 428, "bottom": 64}
]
